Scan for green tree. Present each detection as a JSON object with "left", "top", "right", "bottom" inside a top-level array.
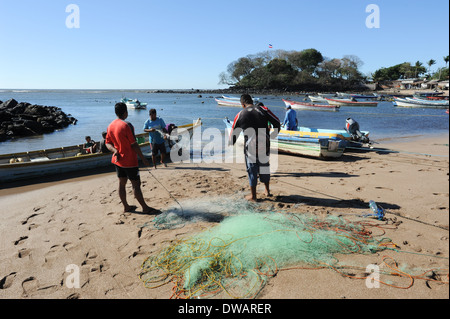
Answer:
[
  {"left": 286, "top": 48, "right": 324, "bottom": 75},
  {"left": 427, "top": 59, "right": 436, "bottom": 76}
]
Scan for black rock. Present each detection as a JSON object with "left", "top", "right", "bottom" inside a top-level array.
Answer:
[
  {"left": 0, "top": 100, "right": 77, "bottom": 142},
  {"left": 0, "top": 99, "right": 18, "bottom": 109}
]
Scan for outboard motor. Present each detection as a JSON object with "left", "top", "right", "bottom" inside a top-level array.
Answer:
[{"left": 345, "top": 118, "right": 369, "bottom": 143}]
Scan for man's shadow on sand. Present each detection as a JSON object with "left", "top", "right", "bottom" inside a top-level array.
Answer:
[{"left": 265, "top": 194, "right": 400, "bottom": 211}]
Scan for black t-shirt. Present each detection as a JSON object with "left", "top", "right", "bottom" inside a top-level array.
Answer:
[{"left": 230, "top": 104, "right": 281, "bottom": 159}]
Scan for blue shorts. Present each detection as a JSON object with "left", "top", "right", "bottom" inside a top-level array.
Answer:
[{"left": 245, "top": 156, "right": 270, "bottom": 187}]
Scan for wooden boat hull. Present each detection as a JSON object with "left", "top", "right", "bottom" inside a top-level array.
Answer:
[
  {"left": 276, "top": 131, "right": 346, "bottom": 158},
  {"left": 296, "top": 126, "right": 370, "bottom": 147},
  {"left": 283, "top": 99, "right": 339, "bottom": 112},
  {"left": 0, "top": 119, "right": 202, "bottom": 183},
  {"left": 224, "top": 119, "right": 345, "bottom": 159},
  {"left": 325, "top": 98, "right": 378, "bottom": 107}
]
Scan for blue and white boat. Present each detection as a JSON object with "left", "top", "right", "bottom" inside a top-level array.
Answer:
[{"left": 224, "top": 118, "right": 347, "bottom": 159}]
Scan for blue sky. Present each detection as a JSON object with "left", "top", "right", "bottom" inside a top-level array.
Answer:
[{"left": 0, "top": 0, "right": 448, "bottom": 89}]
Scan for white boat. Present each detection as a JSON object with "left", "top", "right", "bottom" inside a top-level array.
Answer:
[
  {"left": 0, "top": 119, "right": 202, "bottom": 183},
  {"left": 121, "top": 98, "right": 148, "bottom": 109},
  {"left": 308, "top": 95, "right": 329, "bottom": 103},
  {"left": 222, "top": 95, "right": 260, "bottom": 102},
  {"left": 325, "top": 98, "right": 378, "bottom": 107},
  {"left": 283, "top": 99, "right": 339, "bottom": 112},
  {"left": 407, "top": 97, "right": 449, "bottom": 106},
  {"left": 393, "top": 97, "right": 449, "bottom": 108},
  {"left": 215, "top": 98, "right": 242, "bottom": 107}
]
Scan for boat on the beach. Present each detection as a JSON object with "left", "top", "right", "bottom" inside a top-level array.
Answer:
[
  {"left": 296, "top": 125, "right": 370, "bottom": 148},
  {"left": 413, "top": 91, "right": 445, "bottom": 98},
  {"left": 224, "top": 118, "right": 346, "bottom": 159},
  {"left": 325, "top": 98, "right": 378, "bottom": 107},
  {"left": 121, "top": 98, "right": 148, "bottom": 109},
  {"left": 275, "top": 129, "right": 346, "bottom": 158},
  {"left": 0, "top": 118, "right": 202, "bottom": 183},
  {"left": 282, "top": 99, "right": 340, "bottom": 112},
  {"left": 393, "top": 97, "right": 449, "bottom": 108}
]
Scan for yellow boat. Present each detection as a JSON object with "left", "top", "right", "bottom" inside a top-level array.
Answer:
[{"left": 0, "top": 118, "right": 201, "bottom": 183}]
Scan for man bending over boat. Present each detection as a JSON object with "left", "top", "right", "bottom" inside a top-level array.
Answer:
[
  {"left": 282, "top": 105, "right": 298, "bottom": 131},
  {"left": 229, "top": 94, "right": 281, "bottom": 201},
  {"left": 106, "top": 102, "right": 155, "bottom": 214}
]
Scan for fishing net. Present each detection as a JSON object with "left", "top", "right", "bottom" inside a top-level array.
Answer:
[
  {"left": 141, "top": 195, "right": 261, "bottom": 230},
  {"left": 139, "top": 197, "right": 396, "bottom": 299}
]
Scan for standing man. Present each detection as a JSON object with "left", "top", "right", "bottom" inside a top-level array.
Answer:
[
  {"left": 282, "top": 105, "right": 298, "bottom": 131},
  {"left": 229, "top": 94, "right": 281, "bottom": 201},
  {"left": 143, "top": 108, "right": 167, "bottom": 168},
  {"left": 106, "top": 102, "right": 154, "bottom": 214}
]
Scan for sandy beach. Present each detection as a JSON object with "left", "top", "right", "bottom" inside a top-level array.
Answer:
[{"left": 0, "top": 133, "right": 448, "bottom": 300}]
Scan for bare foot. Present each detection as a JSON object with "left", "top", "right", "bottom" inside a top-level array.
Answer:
[
  {"left": 124, "top": 205, "right": 137, "bottom": 213},
  {"left": 142, "top": 207, "right": 158, "bottom": 214},
  {"left": 245, "top": 194, "right": 257, "bottom": 202}
]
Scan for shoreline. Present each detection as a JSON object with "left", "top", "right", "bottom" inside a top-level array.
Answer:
[
  {"left": 0, "top": 133, "right": 448, "bottom": 299},
  {"left": 2, "top": 87, "right": 449, "bottom": 97}
]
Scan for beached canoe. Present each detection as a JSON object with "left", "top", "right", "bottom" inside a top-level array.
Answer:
[
  {"left": 393, "top": 97, "right": 449, "bottom": 108},
  {"left": 325, "top": 98, "right": 378, "bottom": 107},
  {"left": 0, "top": 118, "right": 202, "bottom": 183},
  {"left": 276, "top": 129, "right": 346, "bottom": 158},
  {"left": 224, "top": 118, "right": 346, "bottom": 159},
  {"left": 283, "top": 99, "right": 339, "bottom": 112}
]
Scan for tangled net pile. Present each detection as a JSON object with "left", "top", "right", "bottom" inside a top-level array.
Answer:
[{"left": 139, "top": 207, "right": 406, "bottom": 299}]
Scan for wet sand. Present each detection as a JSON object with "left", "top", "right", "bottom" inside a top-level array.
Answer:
[{"left": 0, "top": 133, "right": 448, "bottom": 299}]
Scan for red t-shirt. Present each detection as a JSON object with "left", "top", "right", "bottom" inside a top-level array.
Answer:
[{"left": 106, "top": 119, "right": 138, "bottom": 168}]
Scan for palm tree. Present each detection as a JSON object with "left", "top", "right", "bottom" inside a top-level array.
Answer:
[
  {"left": 427, "top": 59, "right": 436, "bottom": 76},
  {"left": 414, "top": 61, "right": 423, "bottom": 78},
  {"left": 444, "top": 55, "right": 449, "bottom": 68}
]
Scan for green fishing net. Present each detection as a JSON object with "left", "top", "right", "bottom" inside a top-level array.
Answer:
[{"left": 140, "top": 197, "right": 392, "bottom": 299}]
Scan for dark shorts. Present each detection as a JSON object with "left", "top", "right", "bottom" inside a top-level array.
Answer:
[
  {"left": 151, "top": 142, "right": 167, "bottom": 156},
  {"left": 245, "top": 156, "right": 270, "bottom": 187},
  {"left": 115, "top": 165, "right": 140, "bottom": 181}
]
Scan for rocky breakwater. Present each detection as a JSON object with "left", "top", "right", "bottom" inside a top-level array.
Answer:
[{"left": 0, "top": 99, "right": 77, "bottom": 142}]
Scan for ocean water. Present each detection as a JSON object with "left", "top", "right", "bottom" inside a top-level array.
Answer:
[{"left": 0, "top": 89, "right": 448, "bottom": 154}]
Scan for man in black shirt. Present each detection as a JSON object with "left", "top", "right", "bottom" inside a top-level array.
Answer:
[{"left": 230, "top": 94, "right": 281, "bottom": 201}]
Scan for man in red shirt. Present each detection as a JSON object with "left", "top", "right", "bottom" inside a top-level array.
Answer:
[{"left": 106, "top": 102, "right": 154, "bottom": 214}]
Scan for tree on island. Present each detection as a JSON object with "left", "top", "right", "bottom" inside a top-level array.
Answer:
[{"left": 219, "top": 48, "right": 365, "bottom": 91}]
